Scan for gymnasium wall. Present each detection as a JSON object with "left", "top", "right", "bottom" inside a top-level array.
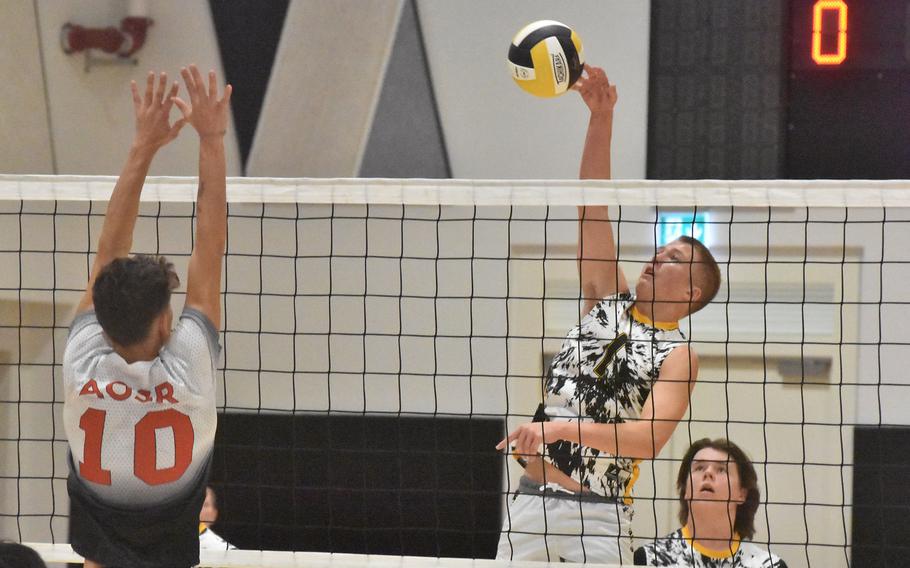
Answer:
[
  {"left": 0, "top": 0, "right": 649, "bottom": 178},
  {"left": 414, "top": 0, "right": 651, "bottom": 179},
  {"left": 0, "top": 2, "right": 53, "bottom": 174},
  {"left": 0, "top": 1, "right": 907, "bottom": 566},
  {"left": 0, "top": 0, "right": 243, "bottom": 176}
]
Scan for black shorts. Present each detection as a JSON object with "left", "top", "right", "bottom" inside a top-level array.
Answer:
[{"left": 67, "top": 455, "right": 210, "bottom": 568}]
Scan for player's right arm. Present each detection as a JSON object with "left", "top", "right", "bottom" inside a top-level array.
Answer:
[
  {"left": 76, "top": 72, "right": 186, "bottom": 314},
  {"left": 172, "top": 65, "right": 232, "bottom": 329},
  {"left": 574, "top": 65, "right": 627, "bottom": 315}
]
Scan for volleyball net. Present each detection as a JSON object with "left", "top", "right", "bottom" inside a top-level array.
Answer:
[{"left": 2, "top": 176, "right": 909, "bottom": 567}]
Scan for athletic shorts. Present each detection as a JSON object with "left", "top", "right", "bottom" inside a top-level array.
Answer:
[
  {"left": 496, "top": 475, "right": 634, "bottom": 564},
  {"left": 68, "top": 454, "right": 210, "bottom": 568}
]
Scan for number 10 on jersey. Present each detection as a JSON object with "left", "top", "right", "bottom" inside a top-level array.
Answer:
[{"left": 79, "top": 408, "right": 195, "bottom": 486}]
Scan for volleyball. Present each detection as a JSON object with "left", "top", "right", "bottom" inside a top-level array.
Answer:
[{"left": 508, "top": 20, "right": 584, "bottom": 98}]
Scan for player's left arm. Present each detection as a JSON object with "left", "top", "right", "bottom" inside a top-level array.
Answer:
[{"left": 498, "top": 346, "right": 698, "bottom": 459}]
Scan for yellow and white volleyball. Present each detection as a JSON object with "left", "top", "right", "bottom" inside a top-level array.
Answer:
[{"left": 508, "top": 20, "right": 584, "bottom": 98}]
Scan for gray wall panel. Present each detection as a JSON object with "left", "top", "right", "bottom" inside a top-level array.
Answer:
[
  {"left": 246, "top": 0, "right": 404, "bottom": 177},
  {"left": 360, "top": 0, "right": 449, "bottom": 179}
]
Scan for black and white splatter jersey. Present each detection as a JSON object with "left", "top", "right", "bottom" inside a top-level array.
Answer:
[
  {"left": 541, "top": 292, "right": 686, "bottom": 501},
  {"left": 634, "top": 527, "right": 788, "bottom": 567}
]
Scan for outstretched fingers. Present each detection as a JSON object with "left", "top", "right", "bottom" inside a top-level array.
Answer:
[
  {"left": 174, "top": 65, "right": 231, "bottom": 138},
  {"left": 171, "top": 96, "right": 191, "bottom": 120},
  {"left": 190, "top": 64, "right": 206, "bottom": 97},
  {"left": 130, "top": 80, "right": 141, "bottom": 113},
  {"left": 208, "top": 70, "right": 218, "bottom": 99},
  {"left": 180, "top": 66, "right": 197, "bottom": 105},
  {"left": 143, "top": 71, "right": 155, "bottom": 107},
  {"left": 155, "top": 72, "right": 168, "bottom": 104},
  {"left": 220, "top": 83, "right": 233, "bottom": 106},
  {"left": 162, "top": 81, "right": 179, "bottom": 113}
]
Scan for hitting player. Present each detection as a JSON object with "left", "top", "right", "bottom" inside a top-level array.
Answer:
[{"left": 496, "top": 65, "right": 721, "bottom": 563}]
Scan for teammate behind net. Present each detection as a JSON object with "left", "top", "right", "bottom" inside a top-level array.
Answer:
[
  {"left": 634, "top": 438, "right": 788, "bottom": 567},
  {"left": 199, "top": 486, "right": 236, "bottom": 551},
  {"left": 62, "top": 66, "right": 231, "bottom": 568},
  {"left": 496, "top": 65, "right": 721, "bottom": 564}
]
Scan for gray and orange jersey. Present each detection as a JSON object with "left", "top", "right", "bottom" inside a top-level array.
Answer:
[{"left": 63, "top": 308, "right": 220, "bottom": 508}]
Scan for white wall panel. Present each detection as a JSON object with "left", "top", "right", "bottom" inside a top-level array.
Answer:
[
  {"left": 35, "top": 0, "right": 241, "bottom": 176},
  {"left": 0, "top": 1, "right": 54, "bottom": 174},
  {"left": 246, "top": 0, "right": 403, "bottom": 177},
  {"left": 417, "top": 0, "right": 651, "bottom": 179}
]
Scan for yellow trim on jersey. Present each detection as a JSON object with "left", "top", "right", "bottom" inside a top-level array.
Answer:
[
  {"left": 199, "top": 523, "right": 207, "bottom": 535},
  {"left": 511, "top": 450, "right": 528, "bottom": 467},
  {"left": 630, "top": 306, "right": 679, "bottom": 331},
  {"left": 681, "top": 525, "right": 741, "bottom": 559},
  {"left": 622, "top": 459, "right": 642, "bottom": 505}
]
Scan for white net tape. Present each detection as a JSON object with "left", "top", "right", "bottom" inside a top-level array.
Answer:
[{"left": 3, "top": 175, "right": 910, "bottom": 207}]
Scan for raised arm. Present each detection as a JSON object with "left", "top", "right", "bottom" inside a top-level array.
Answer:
[
  {"left": 172, "top": 65, "right": 232, "bottom": 329},
  {"left": 76, "top": 72, "right": 186, "bottom": 313},
  {"left": 575, "top": 65, "right": 627, "bottom": 314},
  {"left": 498, "top": 345, "right": 698, "bottom": 460}
]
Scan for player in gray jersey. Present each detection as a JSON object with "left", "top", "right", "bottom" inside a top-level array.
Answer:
[
  {"left": 63, "top": 66, "right": 231, "bottom": 568},
  {"left": 634, "top": 438, "right": 787, "bottom": 568},
  {"left": 496, "top": 65, "right": 722, "bottom": 564}
]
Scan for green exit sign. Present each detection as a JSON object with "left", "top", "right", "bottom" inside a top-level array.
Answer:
[{"left": 657, "top": 212, "right": 711, "bottom": 247}]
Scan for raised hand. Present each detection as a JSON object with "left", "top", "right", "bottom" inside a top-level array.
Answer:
[
  {"left": 573, "top": 64, "right": 618, "bottom": 116},
  {"left": 131, "top": 71, "right": 186, "bottom": 150},
  {"left": 172, "top": 64, "right": 232, "bottom": 139}
]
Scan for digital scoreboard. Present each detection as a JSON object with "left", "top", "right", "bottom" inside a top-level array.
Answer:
[{"left": 787, "top": 0, "right": 910, "bottom": 178}]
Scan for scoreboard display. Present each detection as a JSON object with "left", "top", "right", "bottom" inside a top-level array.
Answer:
[{"left": 787, "top": 0, "right": 910, "bottom": 178}]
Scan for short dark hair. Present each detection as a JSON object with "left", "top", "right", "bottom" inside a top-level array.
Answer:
[
  {"left": 93, "top": 255, "right": 180, "bottom": 346},
  {"left": 679, "top": 235, "right": 721, "bottom": 314},
  {"left": 0, "top": 542, "right": 47, "bottom": 568},
  {"left": 676, "top": 438, "right": 760, "bottom": 540}
]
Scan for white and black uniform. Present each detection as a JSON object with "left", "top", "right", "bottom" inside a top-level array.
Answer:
[
  {"left": 498, "top": 292, "right": 687, "bottom": 564},
  {"left": 63, "top": 308, "right": 220, "bottom": 568},
  {"left": 634, "top": 527, "right": 788, "bottom": 567},
  {"left": 543, "top": 292, "right": 685, "bottom": 498}
]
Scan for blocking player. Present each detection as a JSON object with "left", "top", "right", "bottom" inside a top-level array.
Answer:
[
  {"left": 495, "top": 65, "right": 721, "bottom": 563},
  {"left": 63, "top": 65, "right": 231, "bottom": 568}
]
